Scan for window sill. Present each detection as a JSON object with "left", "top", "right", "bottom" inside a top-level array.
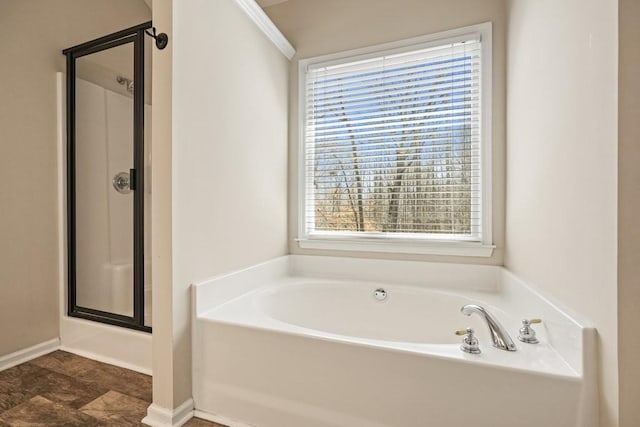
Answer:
[{"left": 296, "top": 238, "right": 495, "bottom": 257}]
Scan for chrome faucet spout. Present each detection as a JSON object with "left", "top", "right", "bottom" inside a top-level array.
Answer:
[{"left": 461, "top": 304, "right": 517, "bottom": 352}]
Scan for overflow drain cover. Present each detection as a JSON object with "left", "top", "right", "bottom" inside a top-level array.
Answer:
[{"left": 374, "top": 288, "right": 387, "bottom": 301}]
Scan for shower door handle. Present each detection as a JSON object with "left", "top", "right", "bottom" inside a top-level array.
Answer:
[
  {"left": 129, "top": 168, "right": 137, "bottom": 191},
  {"left": 112, "top": 170, "right": 134, "bottom": 194}
]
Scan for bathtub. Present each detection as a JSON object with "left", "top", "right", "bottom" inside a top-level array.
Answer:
[{"left": 192, "top": 255, "right": 597, "bottom": 427}]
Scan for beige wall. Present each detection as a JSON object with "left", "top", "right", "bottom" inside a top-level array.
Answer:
[
  {"left": 150, "top": 0, "right": 290, "bottom": 409},
  {"left": 264, "top": 0, "right": 506, "bottom": 265},
  {"left": 0, "top": 0, "right": 150, "bottom": 357},
  {"left": 505, "top": 1, "right": 618, "bottom": 426},
  {"left": 150, "top": 0, "right": 175, "bottom": 410},
  {"left": 618, "top": 0, "right": 640, "bottom": 425}
]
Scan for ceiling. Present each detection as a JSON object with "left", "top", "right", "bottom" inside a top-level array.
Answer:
[
  {"left": 256, "top": 0, "right": 289, "bottom": 7},
  {"left": 142, "top": 0, "right": 288, "bottom": 9}
]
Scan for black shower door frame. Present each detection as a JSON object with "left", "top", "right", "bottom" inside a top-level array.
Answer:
[{"left": 63, "top": 22, "right": 152, "bottom": 333}]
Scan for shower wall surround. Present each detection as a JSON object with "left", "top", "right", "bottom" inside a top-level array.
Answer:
[{"left": 74, "top": 78, "right": 152, "bottom": 324}]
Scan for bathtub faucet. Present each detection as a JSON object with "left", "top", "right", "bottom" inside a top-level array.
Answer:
[{"left": 460, "top": 304, "right": 517, "bottom": 352}]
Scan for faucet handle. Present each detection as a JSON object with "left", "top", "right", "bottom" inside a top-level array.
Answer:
[
  {"left": 455, "top": 328, "right": 481, "bottom": 354},
  {"left": 518, "top": 318, "right": 542, "bottom": 344}
]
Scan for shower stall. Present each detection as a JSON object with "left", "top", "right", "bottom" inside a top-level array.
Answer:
[{"left": 63, "top": 22, "right": 155, "bottom": 332}]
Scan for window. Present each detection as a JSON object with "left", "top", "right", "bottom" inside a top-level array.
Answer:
[{"left": 298, "top": 23, "right": 494, "bottom": 256}]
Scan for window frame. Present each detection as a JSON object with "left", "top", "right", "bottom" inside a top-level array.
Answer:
[{"left": 297, "top": 22, "right": 494, "bottom": 257}]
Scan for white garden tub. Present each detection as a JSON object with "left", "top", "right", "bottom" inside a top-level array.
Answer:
[{"left": 192, "top": 255, "right": 597, "bottom": 427}]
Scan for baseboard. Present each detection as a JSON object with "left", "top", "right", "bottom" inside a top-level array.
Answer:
[
  {"left": 0, "top": 338, "right": 60, "bottom": 372},
  {"left": 194, "top": 410, "right": 256, "bottom": 427},
  {"left": 142, "top": 398, "right": 194, "bottom": 427}
]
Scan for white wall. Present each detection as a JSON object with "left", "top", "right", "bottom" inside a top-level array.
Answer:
[
  {"left": 505, "top": 1, "right": 618, "bottom": 426},
  {"left": 0, "top": 0, "right": 151, "bottom": 358},
  {"left": 264, "top": 0, "right": 506, "bottom": 265},
  {"left": 150, "top": 0, "right": 290, "bottom": 410}
]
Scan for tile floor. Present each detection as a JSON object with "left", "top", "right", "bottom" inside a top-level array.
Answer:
[{"left": 0, "top": 351, "right": 224, "bottom": 426}]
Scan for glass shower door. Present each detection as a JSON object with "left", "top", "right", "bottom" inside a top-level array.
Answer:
[
  {"left": 64, "top": 23, "right": 151, "bottom": 332},
  {"left": 75, "top": 43, "right": 135, "bottom": 318}
]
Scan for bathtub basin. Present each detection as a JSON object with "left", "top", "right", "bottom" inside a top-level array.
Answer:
[
  {"left": 260, "top": 281, "right": 479, "bottom": 343},
  {"left": 192, "top": 255, "right": 596, "bottom": 427}
]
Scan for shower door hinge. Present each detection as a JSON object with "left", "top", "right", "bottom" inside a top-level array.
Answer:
[{"left": 129, "top": 168, "right": 137, "bottom": 191}]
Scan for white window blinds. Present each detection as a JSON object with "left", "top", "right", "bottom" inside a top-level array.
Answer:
[{"left": 302, "top": 36, "right": 483, "bottom": 241}]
